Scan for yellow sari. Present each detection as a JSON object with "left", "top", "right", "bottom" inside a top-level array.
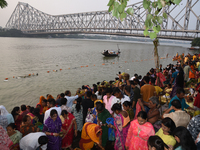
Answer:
[{"left": 79, "top": 122, "right": 102, "bottom": 150}]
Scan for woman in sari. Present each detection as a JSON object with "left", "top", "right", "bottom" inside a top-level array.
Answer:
[
  {"left": 20, "top": 115, "right": 39, "bottom": 137},
  {"left": 0, "top": 125, "right": 13, "bottom": 150},
  {"left": 60, "top": 110, "right": 77, "bottom": 150},
  {"left": 109, "top": 103, "right": 130, "bottom": 150},
  {"left": 6, "top": 123, "right": 22, "bottom": 150},
  {"left": 79, "top": 122, "right": 104, "bottom": 150},
  {"left": 36, "top": 96, "right": 46, "bottom": 114},
  {"left": 125, "top": 111, "right": 155, "bottom": 150},
  {"left": 11, "top": 107, "right": 22, "bottom": 131},
  {"left": 43, "top": 109, "right": 62, "bottom": 150}
]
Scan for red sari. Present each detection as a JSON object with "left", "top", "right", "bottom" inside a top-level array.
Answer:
[{"left": 60, "top": 113, "right": 75, "bottom": 148}]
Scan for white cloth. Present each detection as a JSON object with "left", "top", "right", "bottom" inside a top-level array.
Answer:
[
  {"left": 65, "top": 95, "right": 78, "bottom": 108},
  {"left": 95, "top": 91, "right": 102, "bottom": 100},
  {"left": 130, "top": 76, "right": 135, "bottom": 80},
  {"left": 163, "top": 110, "right": 190, "bottom": 128},
  {"left": 111, "top": 95, "right": 130, "bottom": 110},
  {"left": 20, "top": 132, "right": 47, "bottom": 150},
  {"left": 0, "top": 105, "right": 14, "bottom": 124},
  {"left": 60, "top": 105, "right": 71, "bottom": 113},
  {"left": 43, "top": 106, "right": 61, "bottom": 123}
]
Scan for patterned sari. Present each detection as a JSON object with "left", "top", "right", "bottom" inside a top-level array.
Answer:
[
  {"left": 113, "top": 114, "right": 130, "bottom": 150},
  {"left": 79, "top": 122, "right": 102, "bottom": 150},
  {"left": 125, "top": 119, "right": 155, "bottom": 150},
  {"left": 60, "top": 113, "right": 75, "bottom": 148},
  {"left": 9, "top": 130, "right": 22, "bottom": 150},
  {"left": 0, "top": 125, "right": 13, "bottom": 150},
  {"left": 43, "top": 116, "right": 62, "bottom": 150}
]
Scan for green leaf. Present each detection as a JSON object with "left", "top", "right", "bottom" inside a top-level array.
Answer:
[
  {"left": 163, "top": 12, "right": 167, "bottom": 19},
  {"left": 153, "top": 25, "right": 161, "bottom": 33},
  {"left": 153, "top": 26, "right": 158, "bottom": 33},
  {"left": 150, "top": 32, "right": 157, "bottom": 39},
  {"left": 145, "top": 20, "right": 150, "bottom": 28},
  {"left": 157, "top": 0, "right": 163, "bottom": 9},
  {"left": 152, "top": 2, "right": 157, "bottom": 8},
  {"left": 127, "top": 8, "right": 134, "bottom": 15},
  {"left": 148, "top": 7, "right": 151, "bottom": 13},
  {"left": 112, "top": 9, "right": 119, "bottom": 18},
  {"left": 122, "top": 0, "right": 127, "bottom": 6},
  {"left": 144, "top": 28, "right": 150, "bottom": 36},
  {"left": 147, "top": 14, "right": 152, "bottom": 20},
  {"left": 114, "top": 1, "right": 120, "bottom": 8},
  {"left": 107, "top": 0, "right": 114, "bottom": 6},
  {"left": 120, "top": 12, "right": 127, "bottom": 20},
  {"left": 156, "top": 25, "right": 161, "bottom": 32},
  {"left": 108, "top": 5, "right": 114, "bottom": 12},
  {"left": 157, "top": 16, "right": 163, "bottom": 24},
  {"left": 118, "top": 4, "right": 125, "bottom": 14},
  {"left": 174, "top": 0, "right": 182, "bottom": 5},
  {"left": 155, "top": 10, "right": 159, "bottom": 15},
  {"left": 143, "top": 0, "right": 150, "bottom": 9},
  {"left": 0, "top": 0, "right": 8, "bottom": 8},
  {"left": 152, "top": 17, "right": 157, "bottom": 25}
]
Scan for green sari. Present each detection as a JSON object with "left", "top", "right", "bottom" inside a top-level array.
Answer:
[{"left": 98, "top": 108, "right": 111, "bottom": 147}]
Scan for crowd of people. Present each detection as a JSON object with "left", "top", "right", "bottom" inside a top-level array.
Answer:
[{"left": 1, "top": 53, "right": 200, "bottom": 150}]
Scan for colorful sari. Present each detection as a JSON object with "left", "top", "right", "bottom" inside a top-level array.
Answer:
[
  {"left": 0, "top": 125, "right": 13, "bottom": 150},
  {"left": 79, "top": 122, "right": 102, "bottom": 150},
  {"left": 97, "top": 108, "right": 111, "bottom": 147},
  {"left": 125, "top": 119, "right": 155, "bottom": 150},
  {"left": 60, "top": 113, "right": 75, "bottom": 149},
  {"left": 114, "top": 114, "right": 130, "bottom": 150},
  {"left": 36, "top": 96, "right": 45, "bottom": 114},
  {"left": 20, "top": 123, "right": 38, "bottom": 137},
  {"left": 27, "top": 113, "right": 35, "bottom": 124},
  {"left": 9, "top": 130, "right": 22, "bottom": 150},
  {"left": 43, "top": 116, "right": 62, "bottom": 150}
]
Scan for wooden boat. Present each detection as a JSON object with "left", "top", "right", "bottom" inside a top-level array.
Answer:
[
  {"left": 102, "top": 50, "right": 120, "bottom": 57},
  {"left": 188, "top": 47, "right": 200, "bottom": 50},
  {"left": 102, "top": 45, "right": 120, "bottom": 57}
]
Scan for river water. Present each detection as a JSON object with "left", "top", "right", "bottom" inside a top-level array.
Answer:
[{"left": 0, "top": 37, "right": 193, "bottom": 111}]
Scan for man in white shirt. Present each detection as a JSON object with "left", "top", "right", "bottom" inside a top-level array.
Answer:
[
  {"left": 163, "top": 99, "right": 190, "bottom": 127},
  {"left": 20, "top": 132, "right": 48, "bottom": 150},
  {"left": 44, "top": 99, "right": 61, "bottom": 123},
  {"left": 111, "top": 87, "right": 130, "bottom": 110},
  {"left": 64, "top": 90, "right": 83, "bottom": 108}
]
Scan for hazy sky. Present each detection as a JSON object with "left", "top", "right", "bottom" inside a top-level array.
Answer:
[{"left": 0, "top": 0, "right": 137, "bottom": 27}]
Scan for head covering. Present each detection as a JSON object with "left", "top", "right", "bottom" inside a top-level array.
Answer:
[
  {"left": 47, "top": 95, "right": 54, "bottom": 100},
  {"left": 0, "top": 105, "right": 9, "bottom": 116},
  {"left": 39, "top": 96, "right": 45, "bottom": 105}
]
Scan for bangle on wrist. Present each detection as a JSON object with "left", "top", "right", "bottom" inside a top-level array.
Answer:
[{"left": 51, "top": 133, "right": 53, "bottom": 136}]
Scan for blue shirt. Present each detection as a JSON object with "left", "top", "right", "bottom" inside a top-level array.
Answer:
[
  {"left": 172, "top": 71, "right": 178, "bottom": 84},
  {"left": 168, "top": 95, "right": 189, "bottom": 113}
]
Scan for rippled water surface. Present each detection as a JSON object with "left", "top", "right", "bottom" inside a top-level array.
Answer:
[{"left": 0, "top": 37, "right": 192, "bottom": 111}]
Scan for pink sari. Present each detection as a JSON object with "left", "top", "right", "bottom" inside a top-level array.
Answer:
[
  {"left": 125, "top": 119, "right": 155, "bottom": 150},
  {"left": 0, "top": 125, "right": 13, "bottom": 150},
  {"left": 114, "top": 114, "right": 130, "bottom": 150}
]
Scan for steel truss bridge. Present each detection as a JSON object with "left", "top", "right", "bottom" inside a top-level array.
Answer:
[{"left": 5, "top": 0, "right": 200, "bottom": 40}]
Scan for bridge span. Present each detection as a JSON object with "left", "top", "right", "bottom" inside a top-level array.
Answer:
[{"left": 5, "top": 1, "right": 200, "bottom": 40}]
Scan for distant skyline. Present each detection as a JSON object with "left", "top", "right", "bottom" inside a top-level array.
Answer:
[{"left": 0, "top": 0, "right": 137, "bottom": 27}]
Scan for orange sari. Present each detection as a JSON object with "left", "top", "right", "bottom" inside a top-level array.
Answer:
[
  {"left": 36, "top": 96, "right": 45, "bottom": 114},
  {"left": 79, "top": 123, "right": 102, "bottom": 150}
]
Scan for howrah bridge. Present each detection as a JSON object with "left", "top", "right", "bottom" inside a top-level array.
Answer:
[{"left": 5, "top": 0, "right": 200, "bottom": 40}]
